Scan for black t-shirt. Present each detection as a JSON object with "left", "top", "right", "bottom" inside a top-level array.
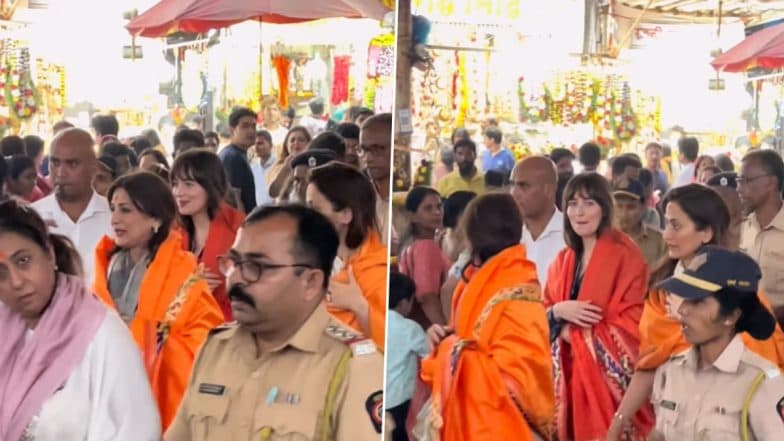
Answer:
[{"left": 218, "top": 144, "right": 256, "bottom": 213}]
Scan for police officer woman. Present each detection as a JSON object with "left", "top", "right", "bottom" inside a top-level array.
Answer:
[{"left": 650, "top": 246, "right": 784, "bottom": 440}]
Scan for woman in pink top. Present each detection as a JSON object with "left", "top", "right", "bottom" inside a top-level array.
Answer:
[{"left": 399, "top": 186, "right": 450, "bottom": 329}]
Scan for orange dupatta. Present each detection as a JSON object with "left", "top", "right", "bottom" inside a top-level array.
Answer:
[
  {"left": 93, "top": 231, "right": 224, "bottom": 430},
  {"left": 544, "top": 230, "right": 654, "bottom": 441},
  {"left": 420, "top": 245, "right": 554, "bottom": 441},
  {"left": 638, "top": 288, "right": 784, "bottom": 371},
  {"left": 180, "top": 203, "right": 244, "bottom": 321},
  {"left": 328, "top": 232, "right": 388, "bottom": 351}
]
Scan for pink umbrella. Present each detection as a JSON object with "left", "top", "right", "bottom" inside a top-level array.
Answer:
[
  {"left": 127, "top": 0, "right": 389, "bottom": 37},
  {"left": 712, "top": 22, "right": 784, "bottom": 73}
]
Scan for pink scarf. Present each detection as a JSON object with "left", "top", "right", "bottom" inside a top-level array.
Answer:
[{"left": 0, "top": 273, "right": 106, "bottom": 441}]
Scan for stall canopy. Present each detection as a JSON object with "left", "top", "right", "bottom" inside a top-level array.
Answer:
[
  {"left": 711, "top": 22, "right": 784, "bottom": 72},
  {"left": 126, "top": 0, "right": 389, "bottom": 37}
]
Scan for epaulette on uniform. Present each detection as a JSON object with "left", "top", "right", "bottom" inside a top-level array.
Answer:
[
  {"left": 208, "top": 322, "right": 239, "bottom": 338},
  {"left": 325, "top": 323, "right": 377, "bottom": 356}
]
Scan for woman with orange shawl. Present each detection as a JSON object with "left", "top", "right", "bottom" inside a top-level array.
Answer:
[
  {"left": 93, "top": 172, "right": 223, "bottom": 430},
  {"left": 419, "top": 193, "right": 554, "bottom": 441},
  {"left": 544, "top": 173, "right": 653, "bottom": 441},
  {"left": 171, "top": 149, "right": 244, "bottom": 321},
  {"left": 606, "top": 184, "right": 784, "bottom": 440},
  {"left": 305, "top": 161, "right": 388, "bottom": 350}
]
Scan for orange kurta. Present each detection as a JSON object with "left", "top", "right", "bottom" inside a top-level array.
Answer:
[
  {"left": 544, "top": 229, "right": 654, "bottom": 441},
  {"left": 420, "top": 245, "right": 554, "bottom": 441},
  {"left": 93, "top": 231, "right": 223, "bottom": 430},
  {"left": 180, "top": 203, "right": 245, "bottom": 321},
  {"left": 328, "top": 232, "right": 388, "bottom": 351},
  {"left": 638, "top": 287, "right": 784, "bottom": 371}
]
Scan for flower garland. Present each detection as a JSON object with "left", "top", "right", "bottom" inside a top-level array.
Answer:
[
  {"left": 614, "top": 82, "right": 636, "bottom": 141},
  {"left": 455, "top": 51, "right": 469, "bottom": 127},
  {"left": 518, "top": 76, "right": 547, "bottom": 123},
  {"left": 9, "top": 47, "right": 36, "bottom": 119}
]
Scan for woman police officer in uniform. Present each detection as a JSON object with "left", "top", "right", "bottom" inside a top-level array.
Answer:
[{"left": 648, "top": 246, "right": 784, "bottom": 440}]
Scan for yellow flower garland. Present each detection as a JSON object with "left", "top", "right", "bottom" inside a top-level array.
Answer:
[{"left": 456, "top": 52, "right": 468, "bottom": 127}]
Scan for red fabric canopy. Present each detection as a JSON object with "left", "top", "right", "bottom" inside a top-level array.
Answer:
[
  {"left": 712, "top": 22, "right": 784, "bottom": 73},
  {"left": 127, "top": 0, "right": 389, "bottom": 38}
]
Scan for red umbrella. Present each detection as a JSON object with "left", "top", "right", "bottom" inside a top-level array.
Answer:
[
  {"left": 712, "top": 22, "right": 784, "bottom": 73},
  {"left": 127, "top": 0, "right": 389, "bottom": 38}
]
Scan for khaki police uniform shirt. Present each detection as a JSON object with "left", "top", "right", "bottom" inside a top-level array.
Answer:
[
  {"left": 629, "top": 225, "right": 667, "bottom": 268},
  {"left": 652, "top": 335, "right": 784, "bottom": 441},
  {"left": 164, "top": 306, "right": 386, "bottom": 441},
  {"left": 740, "top": 206, "right": 784, "bottom": 308}
]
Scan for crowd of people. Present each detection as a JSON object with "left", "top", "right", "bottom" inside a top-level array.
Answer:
[
  {"left": 0, "top": 101, "right": 392, "bottom": 440},
  {"left": 388, "top": 122, "right": 784, "bottom": 441}
]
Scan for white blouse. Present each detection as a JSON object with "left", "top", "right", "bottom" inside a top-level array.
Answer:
[{"left": 25, "top": 310, "right": 161, "bottom": 440}]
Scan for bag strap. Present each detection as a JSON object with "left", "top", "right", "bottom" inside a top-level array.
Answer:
[{"left": 741, "top": 371, "right": 767, "bottom": 441}]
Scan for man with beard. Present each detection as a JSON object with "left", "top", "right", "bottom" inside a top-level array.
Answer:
[
  {"left": 359, "top": 113, "right": 392, "bottom": 246},
  {"left": 165, "top": 205, "right": 385, "bottom": 441},
  {"left": 510, "top": 156, "right": 564, "bottom": 287},
  {"left": 738, "top": 149, "right": 784, "bottom": 323},
  {"left": 219, "top": 107, "right": 258, "bottom": 213},
  {"left": 437, "top": 138, "right": 486, "bottom": 198},
  {"left": 31, "top": 128, "right": 112, "bottom": 286},
  {"left": 645, "top": 142, "right": 669, "bottom": 195},
  {"left": 549, "top": 147, "right": 574, "bottom": 210}
]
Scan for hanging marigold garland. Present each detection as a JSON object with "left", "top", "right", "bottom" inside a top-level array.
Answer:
[{"left": 455, "top": 51, "right": 469, "bottom": 127}]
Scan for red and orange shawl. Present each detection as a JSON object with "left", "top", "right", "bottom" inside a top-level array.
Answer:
[
  {"left": 544, "top": 229, "right": 654, "bottom": 441},
  {"left": 420, "top": 245, "right": 554, "bottom": 441},
  {"left": 93, "top": 230, "right": 224, "bottom": 430},
  {"left": 180, "top": 202, "right": 244, "bottom": 321}
]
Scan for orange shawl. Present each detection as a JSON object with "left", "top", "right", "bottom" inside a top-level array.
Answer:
[
  {"left": 180, "top": 203, "right": 245, "bottom": 321},
  {"left": 544, "top": 230, "right": 654, "bottom": 441},
  {"left": 421, "top": 245, "right": 554, "bottom": 441},
  {"left": 328, "top": 232, "right": 388, "bottom": 351},
  {"left": 93, "top": 231, "right": 224, "bottom": 430},
  {"left": 639, "top": 288, "right": 784, "bottom": 371}
]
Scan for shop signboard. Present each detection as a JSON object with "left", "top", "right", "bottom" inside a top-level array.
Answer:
[{"left": 413, "top": 0, "right": 521, "bottom": 23}]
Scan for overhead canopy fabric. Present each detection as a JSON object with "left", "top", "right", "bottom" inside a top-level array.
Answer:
[
  {"left": 711, "top": 22, "right": 784, "bottom": 72},
  {"left": 126, "top": 0, "right": 389, "bottom": 38}
]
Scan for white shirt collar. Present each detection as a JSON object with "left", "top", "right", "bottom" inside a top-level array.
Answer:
[{"left": 523, "top": 208, "right": 563, "bottom": 242}]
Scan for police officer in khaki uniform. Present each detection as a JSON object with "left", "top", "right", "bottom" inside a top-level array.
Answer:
[
  {"left": 650, "top": 246, "right": 784, "bottom": 441},
  {"left": 165, "top": 205, "right": 386, "bottom": 441}
]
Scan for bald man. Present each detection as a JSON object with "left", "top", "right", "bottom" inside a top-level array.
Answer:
[
  {"left": 510, "top": 156, "right": 565, "bottom": 286},
  {"left": 32, "top": 128, "right": 113, "bottom": 286},
  {"left": 360, "top": 113, "right": 392, "bottom": 246}
]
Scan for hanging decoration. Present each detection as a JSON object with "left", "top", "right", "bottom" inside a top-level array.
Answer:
[
  {"left": 455, "top": 51, "right": 469, "bottom": 127},
  {"left": 272, "top": 54, "right": 291, "bottom": 109},
  {"left": 8, "top": 46, "right": 36, "bottom": 119},
  {"left": 517, "top": 76, "right": 547, "bottom": 123},
  {"left": 365, "top": 33, "right": 394, "bottom": 112},
  {"left": 614, "top": 82, "right": 637, "bottom": 141},
  {"left": 331, "top": 55, "right": 351, "bottom": 106}
]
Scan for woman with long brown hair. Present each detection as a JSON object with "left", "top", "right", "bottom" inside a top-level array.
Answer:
[
  {"left": 92, "top": 171, "right": 223, "bottom": 431},
  {"left": 606, "top": 184, "right": 784, "bottom": 440},
  {"left": 306, "top": 161, "right": 388, "bottom": 350},
  {"left": 171, "top": 149, "right": 244, "bottom": 321},
  {"left": 544, "top": 173, "right": 653, "bottom": 441},
  {"left": 267, "top": 126, "right": 311, "bottom": 199}
]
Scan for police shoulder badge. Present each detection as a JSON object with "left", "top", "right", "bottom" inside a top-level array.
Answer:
[{"left": 365, "top": 390, "right": 383, "bottom": 433}]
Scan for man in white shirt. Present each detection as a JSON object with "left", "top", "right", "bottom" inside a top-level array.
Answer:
[
  {"left": 359, "top": 113, "right": 393, "bottom": 246},
  {"left": 32, "top": 128, "right": 113, "bottom": 286},
  {"left": 250, "top": 130, "right": 276, "bottom": 207},
  {"left": 510, "top": 156, "right": 566, "bottom": 287},
  {"left": 673, "top": 136, "right": 699, "bottom": 188}
]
